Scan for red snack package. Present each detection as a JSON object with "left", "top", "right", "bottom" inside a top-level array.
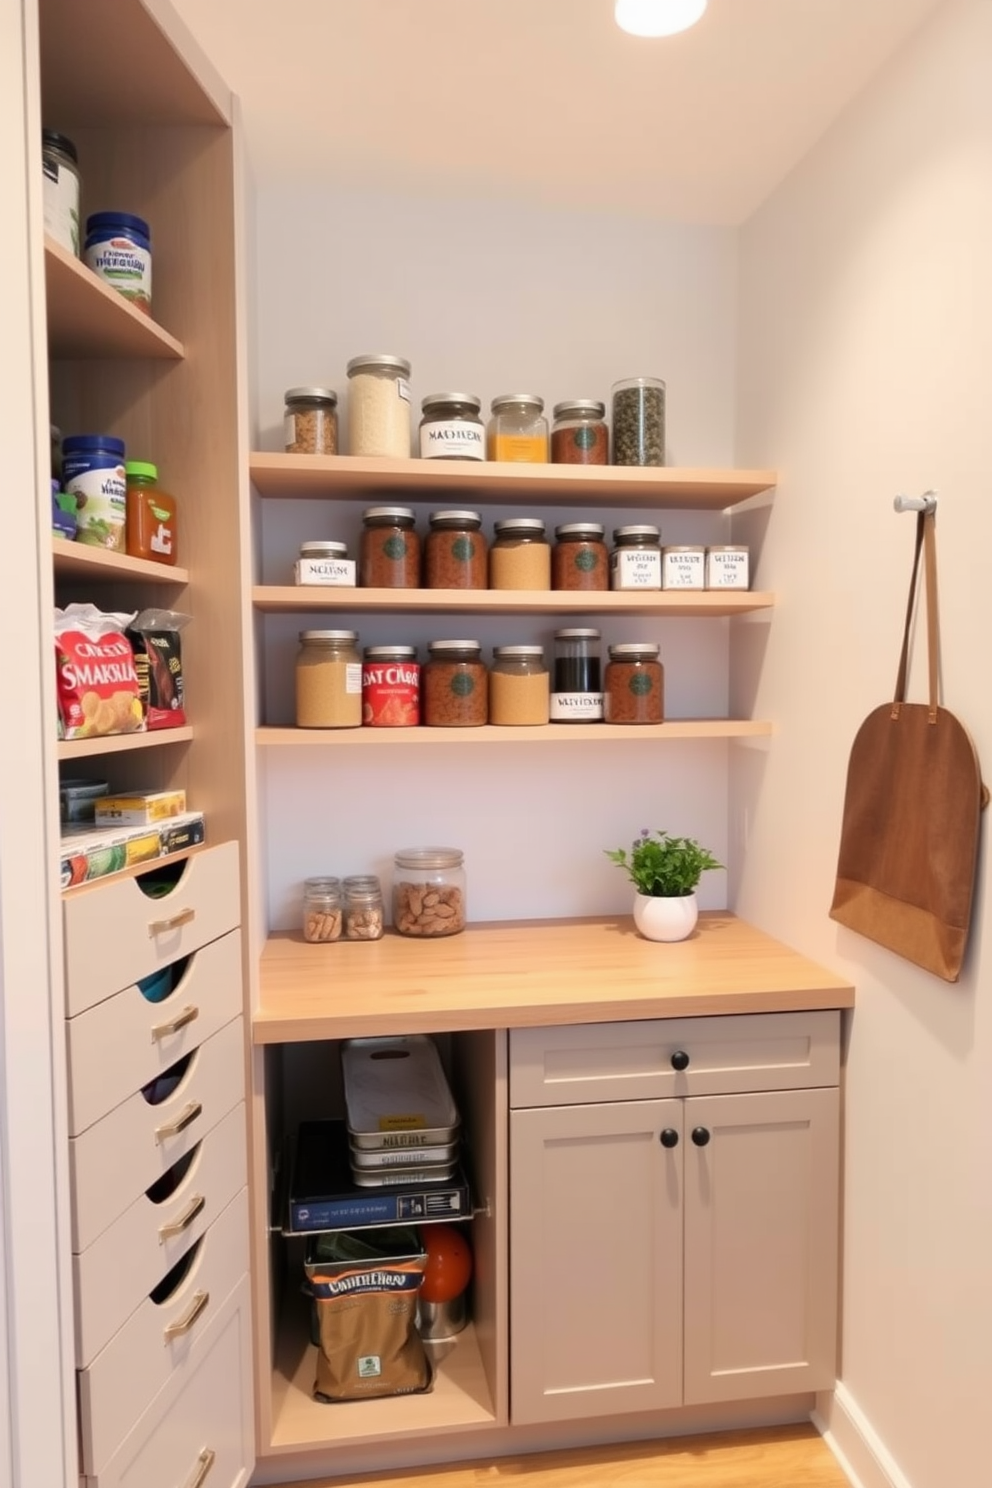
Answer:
[{"left": 54, "top": 604, "right": 144, "bottom": 740}]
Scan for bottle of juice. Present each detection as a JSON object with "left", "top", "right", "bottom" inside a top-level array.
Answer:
[{"left": 125, "top": 462, "right": 178, "bottom": 563}]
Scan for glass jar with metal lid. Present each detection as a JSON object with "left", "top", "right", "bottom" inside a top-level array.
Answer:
[
  {"left": 487, "top": 394, "right": 549, "bottom": 463},
  {"left": 552, "top": 522, "right": 608, "bottom": 591},
  {"left": 343, "top": 875, "right": 385, "bottom": 940},
  {"left": 42, "top": 129, "right": 81, "bottom": 256},
  {"left": 611, "top": 376, "right": 666, "bottom": 466},
  {"left": 489, "top": 645, "right": 549, "bottom": 726},
  {"left": 284, "top": 387, "right": 338, "bottom": 454},
  {"left": 551, "top": 400, "right": 608, "bottom": 466},
  {"left": 423, "top": 641, "right": 488, "bottom": 727},
  {"left": 604, "top": 643, "right": 664, "bottom": 725},
  {"left": 425, "top": 510, "right": 487, "bottom": 589},
  {"left": 346, "top": 353, "right": 412, "bottom": 457},
  {"left": 489, "top": 517, "right": 551, "bottom": 590},
  {"left": 419, "top": 394, "right": 485, "bottom": 461},
  {"left": 610, "top": 524, "right": 662, "bottom": 590},
  {"left": 393, "top": 848, "right": 467, "bottom": 937},
  {"left": 360, "top": 506, "right": 420, "bottom": 588},
  {"left": 550, "top": 628, "right": 603, "bottom": 722},
  {"left": 303, "top": 876, "right": 343, "bottom": 943},
  {"left": 295, "top": 630, "right": 362, "bottom": 728}
]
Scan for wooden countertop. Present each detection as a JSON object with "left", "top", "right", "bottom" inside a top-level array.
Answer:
[{"left": 254, "top": 913, "right": 854, "bottom": 1044}]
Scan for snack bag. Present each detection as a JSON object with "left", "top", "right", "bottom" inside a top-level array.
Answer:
[
  {"left": 128, "top": 609, "right": 191, "bottom": 729},
  {"left": 54, "top": 604, "right": 143, "bottom": 740}
]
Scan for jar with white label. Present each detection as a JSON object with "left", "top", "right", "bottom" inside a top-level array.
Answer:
[
  {"left": 705, "top": 545, "right": 750, "bottom": 589},
  {"left": 62, "top": 434, "right": 127, "bottom": 551},
  {"left": 610, "top": 526, "right": 662, "bottom": 590},
  {"left": 662, "top": 545, "right": 706, "bottom": 590},
  {"left": 295, "top": 540, "right": 355, "bottom": 587},
  {"left": 419, "top": 394, "right": 485, "bottom": 461},
  {"left": 295, "top": 630, "right": 362, "bottom": 728},
  {"left": 346, "top": 354, "right": 412, "bottom": 457},
  {"left": 42, "top": 130, "right": 80, "bottom": 255},
  {"left": 284, "top": 388, "right": 338, "bottom": 454},
  {"left": 84, "top": 212, "right": 152, "bottom": 313},
  {"left": 550, "top": 629, "right": 603, "bottom": 722}
]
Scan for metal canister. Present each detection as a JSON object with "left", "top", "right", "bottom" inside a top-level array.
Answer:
[{"left": 362, "top": 645, "right": 420, "bottom": 727}]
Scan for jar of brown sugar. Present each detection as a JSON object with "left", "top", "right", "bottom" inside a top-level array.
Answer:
[
  {"left": 489, "top": 518, "right": 551, "bottom": 590},
  {"left": 551, "top": 400, "right": 608, "bottom": 465},
  {"left": 552, "top": 522, "right": 608, "bottom": 591},
  {"left": 423, "top": 640, "right": 488, "bottom": 727},
  {"left": 360, "top": 506, "right": 420, "bottom": 588},
  {"left": 604, "top": 642, "right": 664, "bottom": 725},
  {"left": 295, "top": 630, "right": 362, "bottom": 728},
  {"left": 425, "top": 510, "right": 488, "bottom": 589},
  {"left": 489, "top": 645, "right": 549, "bottom": 726}
]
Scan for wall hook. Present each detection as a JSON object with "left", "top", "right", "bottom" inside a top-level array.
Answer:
[{"left": 893, "top": 490, "right": 938, "bottom": 515}]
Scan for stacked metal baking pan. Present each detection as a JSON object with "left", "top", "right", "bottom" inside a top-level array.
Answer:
[{"left": 342, "top": 1035, "right": 461, "bottom": 1186}]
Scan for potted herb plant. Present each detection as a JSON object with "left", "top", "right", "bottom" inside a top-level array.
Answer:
[{"left": 606, "top": 828, "right": 723, "bottom": 942}]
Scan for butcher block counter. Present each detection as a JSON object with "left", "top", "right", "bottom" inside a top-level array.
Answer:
[{"left": 253, "top": 912, "right": 854, "bottom": 1043}]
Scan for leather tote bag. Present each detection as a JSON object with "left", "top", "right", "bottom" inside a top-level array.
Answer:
[{"left": 829, "top": 510, "right": 987, "bottom": 981}]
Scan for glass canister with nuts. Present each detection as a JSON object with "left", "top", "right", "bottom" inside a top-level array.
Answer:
[
  {"left": 392, "top": 848, "right": 466, "bottom": 938},
  {"left": 303, "top": 877, "right": 343, "bottom": 943},
  {"left": 343, "top": 875, "right": 385, "bottom": 940}
]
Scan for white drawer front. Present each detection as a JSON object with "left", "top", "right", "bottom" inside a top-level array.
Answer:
[
  {"left": 74, "top": 1103, "right": 247, "bottom": 1368},
  {"left": 79, "top": 1188, "right": 249, "bottom": 1478},
  {"left": 70, "top": 1016, "right": 244, "bottom": 1253},
  {"left": 67, "top": 929, "right": 243, "bottom": 1137},
  {"left": 64, "top": 840, "right": 240, "bottom": 1017},
  {"left": 509, "top": 1011, "right": 841, "bottom": 1108},
  {"left": 83, "top": 1273, "right": 252, "bottom": 1488}
]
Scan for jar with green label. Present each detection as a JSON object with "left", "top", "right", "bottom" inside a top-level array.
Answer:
[
  {"left": 359, "top": 506, "right": 420, "bottom": 588},
  {"left": 552, "top": 523, "right": 608, "bottom": 591},
  {"left": 423, "top": 641, "right": 488, "bottom": 727},
  {"left": 551, "top": 400, "right": 608, "bottom": 465},
  {"left": 604, "top": 643, "right": 664, "bottom": 725}
]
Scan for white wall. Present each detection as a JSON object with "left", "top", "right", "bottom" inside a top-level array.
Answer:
[
  {"left": 253, "top": 188, "right": 740, "bottom": 928},
  {"left": 734, "top": 3, "right": 992, "bottom": 1486}
]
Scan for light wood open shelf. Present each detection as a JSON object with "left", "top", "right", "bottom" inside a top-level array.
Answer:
[
  {"left": 249, "top": 453, "right": 777, "bottom": 510},
  {"left": 52, "top": 538, "right": 189, "bottom": 584},
  {"left": 257, "top": 720, "right": 773, "bottom": 748},
  {"left": 57, "top": 726, "right": 193, "bottom": 761},
  {"left": 44, "top": 237, "right": 185, "bottom": 360},
  {"left": 254, "top": 915, "right": 856, "bottom": 1045},
  {"left": 254, "top": 586, "right": 774, "bottom": 617},
  {"left": 268, "top": 1293, "right": 496, "bottom": 1454}
]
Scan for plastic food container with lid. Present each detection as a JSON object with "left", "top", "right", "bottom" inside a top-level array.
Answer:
[
  {"left": 419, "top": 394, "right": 485, "bottom": 460},
  {"left": 392, "top": 847, "right": 466, "bottom": 937},
  {"left": 342, "top": 1036, "right": 461, "bottom": 1148},
  {"left": 84, "top": 211, "right": 152, "bottom": 313},
  {"left": 346, "top": 354, "right": 412, "bottom": 457}
]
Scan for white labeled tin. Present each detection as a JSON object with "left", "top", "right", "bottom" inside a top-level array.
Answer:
[
  {"left": 705, "top": 545, "right": 750, "bottom": 589},
  {"left": 661, "top": 545, "right": 706, "bottom": 590},
  {"left": 295, "top": 541, "right": 356, "bottom": 586}
]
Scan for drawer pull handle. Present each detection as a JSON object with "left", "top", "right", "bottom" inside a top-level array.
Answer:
[
  {"left": 184, "top": 1446, "right": 216, "bottom": 1488},
  {"left": 155, "top": 1100, "right": 203, "bottom": 1140},
  {"left": 158, "top": 1193, "right": 205, "bottom": 1241},
  {"left": 148, "top": 906, "right": 196, "bottom": 937},
  {"left": 151, "top": 1004, "right": 199, "bottom": 1040},
  {"left": 164, "top": 1289, "right": 210, "bottom": 1344}
]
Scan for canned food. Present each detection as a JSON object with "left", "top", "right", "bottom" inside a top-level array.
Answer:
[{"left": 362, "top": 645, "right": 420, "bottom": 727}]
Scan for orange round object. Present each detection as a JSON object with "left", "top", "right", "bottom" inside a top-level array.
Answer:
[{"left": 420, "top": 1223, "right": 473, "bottom": 1304}]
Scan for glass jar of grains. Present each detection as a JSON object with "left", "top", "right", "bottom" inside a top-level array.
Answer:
[
  {"left": 487, "top": 394, "right": 549, "bottom": 462},
  {"left": 284, "top": 387, "right": 338, "bottom": 454},
  {"left": 552, "top": 522, "right": 608, "bottom": 591},
  {"left": 360, "top": 506, "right": 420, "bottom": 588},
  {"left": 419, "top": 393, "right": 485, "bottom": 461},
  {"left": 343, "top": 875, "right": 384, "bottom": 940},
  {"left": 489, "top": 645, "right": 549, "bottom": 726},
  {"left": 303, "top": 877, "right": 343, "bottom": 943},
  {"left": 392, "top": 848, "right": 467, "bottom": 938},
  {"left": 551, "top": 400, "right": 608, "bottom": 465},
  {"left": 423, "top": 640, "right": 488, "bottom": 727},
  {"left": 489, "top": 517, "right": 551, "bottom": 590},
  {"left": 604, "top": 643, "right": 664, "bottom": 725},
  {"left": 424, "top": 510, "right": 488, "bottom": 589},
  {"left": 346, "top": 354, "right": 412, "bottom": 457},
  {"left": 611, "top": 376, "right": 666, "bottom": 466},
  {"left": 295, "top": 630, "right": 362, "bottom": 728}
]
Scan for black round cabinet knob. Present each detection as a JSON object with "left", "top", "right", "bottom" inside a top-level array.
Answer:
[
  {"left": 691, "top": 1126, "right": 711, "bottom": 1147},
  {"left": 670, "top": 1050, "right": 690, "bottom": 1072},
  {"left": 660, "top": 1128, "right": 679, "bottom": 1148}
]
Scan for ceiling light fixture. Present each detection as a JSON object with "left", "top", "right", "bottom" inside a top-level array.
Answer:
[{"left": 615, "top": 0, "right": 708, "bottom": 38}]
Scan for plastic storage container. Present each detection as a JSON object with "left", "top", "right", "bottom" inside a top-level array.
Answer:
[
  {"left": 424, "top": 510, "right": 487, "bottom": 589},
  {"left": 423, "top": 641, "right": 488, "bottom": 727},
  {"left": 84, "top": 211, "right": 152, "bottom": 313},
  {"left": 603, "top": 643, "right": 664, "bottom": 724},
  {"left": 419, "top": 394, "right": 485, "bottom": 461},
  {"left": 487, "top": 394, "right": 548, "bottom": 462},
  {"left": 284, "top": 387, "right": 338, "bottom": 454},
  {"left": 346, "top": 354, "right": 412, "bottom": 457},
  {"left": 392, "top": 847, "right": 467, "bottom": 937},
  {"left": 551, "top": 400, "right": 608, "bottom": 465},
  {"left": 62, "top": 434, "right": 127, "bottom": 551},
  {"left": 42, "top": 129, "right": 80, "bottom": 255},
  {"left": 295, "top": 630, "right": 362, "bottom": 728},
  {"left": 360, "top": 506, "right": 420, "bottom": 588},
  {"left": 125, "top": 462, "right": 177, "bottom": 564}
]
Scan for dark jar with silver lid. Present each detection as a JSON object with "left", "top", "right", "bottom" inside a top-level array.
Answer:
[
  {"left": 604, "top": 643, "right": 664, "bottom": 725},
  {"left": 551, "top": 400, "right": 608, "bottom": 465},
  {"left": 284, "top": 386, "right": 338, "bottom": 454},
  {"left": 360, "top": 506, "right": 420, "bottom": 588},
  {"left": 611, "top": 525, "right": 662, "bottom": 590},
  {"left": 550, "top": 628, "right": 603, "bottom": 723},
  {"left": 419, "top": 394, "right": 485, "bottom": 461},
  {"left": 425, "top": 510, "right": 488, "bottom": 589},
  {"left": 423, "top": 641, "right": 488, "bottom": 727},
  {"left": 552, "top": 522, "right": 608, "bottom": 591}
]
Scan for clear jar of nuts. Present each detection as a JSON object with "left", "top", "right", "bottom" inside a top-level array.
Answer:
[
  {"left": 343, "top": 875, "right": 385, "bottom": 940},
  {"left": 392, "top": 848, "right": 466, "bottom": 938},
  {"left": 284, "top": 387, "right": 338, "bottom": 454},
  {"left": 303, "top": 877, "right": 343, "bottom": 943}
]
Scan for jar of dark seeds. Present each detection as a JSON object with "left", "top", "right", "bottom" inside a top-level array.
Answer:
[
  {"left": 284, "top": 387, "right": 338, "bottom": 454},
  {"left": 611, "top": 376, "right": 666, "bottom": 466}
]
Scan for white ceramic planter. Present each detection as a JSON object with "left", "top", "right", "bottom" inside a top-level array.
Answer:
[{"left": 633, "top": 891, "right": 698, "bottom": 942}]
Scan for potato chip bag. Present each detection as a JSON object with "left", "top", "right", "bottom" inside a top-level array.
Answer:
[{"left": 54, "top": 604, "right": 144, "bottom": 740}]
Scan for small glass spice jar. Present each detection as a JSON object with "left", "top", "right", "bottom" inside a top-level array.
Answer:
[
  {"left": 487, "top": 394, "right": 549, "bottom": 463},
  {"left": 343, "top": 875, "right": 385, "bottom": 941},
  {"left": 392, "top": 848, "right": 467, "bottom": 938},
  {"left": 551, "top": 400, "right": 608, "bottom": 466},
  {"left": 362, "top": 645, "right": 420, "bottom": 727},
  {"left": 489, "top": 518, "right": 551, "bottom": 590},
  {"left": 604, "top": 643, "right": 664, "bottom": 725},
  {"left": 295, "top": 630, "right": 362, "bottom": 728},
  {"left": 489, "top": 645, "right": 549, "bottom": 726},
  {"left": 419, "top": 394, "right": 485, "bottom": 461},
  {"left": 423, "top": 641, "right": 488, "bottom": 727},
  {"left": 284, "top": 387, "right": 338, "bottom": 454},
  {"left": 611, "top": 376, "right": 666, "bottom": 466},
  {"left": 550, "top": 628, "right": 603, "bottom": 722},
  {"left": 552, "top": 522, "right": 608, "bottom": 591},
  {"left": 346, "top": 354, "right": 412, "bottom": 457},
  {"left": 303, "top": 877, "right": 343, "bottom": 943},
  {"left": 360, "top": 506, "right": 420, "bottom": 588},
  {"left": 425, "top": 510, "right": 488, "bottom": 589},
  {"left": 610, "top": 525, "right": 663, "bottom": 590}
]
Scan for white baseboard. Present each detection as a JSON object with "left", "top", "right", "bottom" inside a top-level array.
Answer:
[{"left": 813, "top": 1383, "right": 914, "bottom": 1488}]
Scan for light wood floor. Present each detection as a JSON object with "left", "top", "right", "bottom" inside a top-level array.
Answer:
[{"left": 279, "top": 1424, "right": 850, "bottom": 1487}]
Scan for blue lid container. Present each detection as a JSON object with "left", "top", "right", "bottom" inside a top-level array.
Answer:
[
  {"left": 62, "top": 434, "right": 126, "bottom": 458},
  {"left": 84, "top": 211, "right": 151, "bottom": 247}
]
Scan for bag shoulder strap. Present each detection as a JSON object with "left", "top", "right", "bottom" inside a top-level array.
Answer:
[{"left": 893, "top": 510, "right": 938, "bottom": 722}]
